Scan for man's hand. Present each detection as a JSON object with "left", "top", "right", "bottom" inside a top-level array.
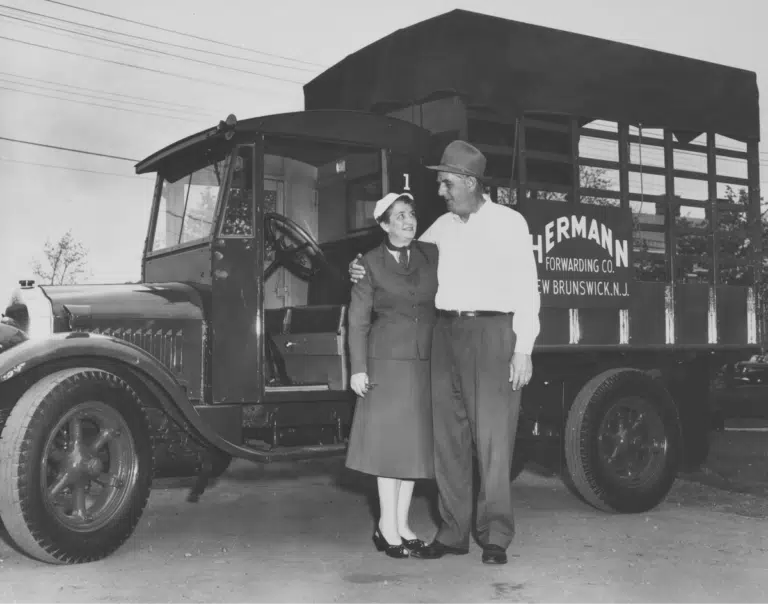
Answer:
[
  {"left": 509, "top": 353, "right": 533, "bottom": 391},
  {"left": 348, "top": 253, "right": 366, "bottom": 283},
  {"left": 350, "top": 372, "right": 370, "bottom": 397}
]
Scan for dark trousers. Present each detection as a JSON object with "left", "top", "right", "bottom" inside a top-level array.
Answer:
[{"left": 431, "top": 314, "right": 522, "bottom": 550}]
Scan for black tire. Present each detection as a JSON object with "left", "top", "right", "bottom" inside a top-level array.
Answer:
[
  {"left": 564, "top": 368, "right": 681, "bottom": 513},
  {"left": 0, "top": 368, "right": 153, "bottom": 564}
]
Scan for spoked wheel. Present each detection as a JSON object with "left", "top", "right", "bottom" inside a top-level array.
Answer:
[
  {"left": 564, "top": 368, "right": 681, "bottom": 513},
  {"left": 597, "top": 396, "right": 669, "bottom": 488},
  {"left": 43, "top": 401, "right": 139, "bottom": 532},
  {"left": 264, "top": 212, "right": 327, "bottom": 280},
  {"left": 0, "top": 368, "right": 153, "bottom": 564}
]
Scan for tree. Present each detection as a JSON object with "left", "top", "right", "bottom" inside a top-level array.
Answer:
[
  {"left": 578, "top": 165, "right": 616, "bottom": 206},
  {"left": 491, "top": 165, "right": 615, "bottom": 206},
  {"left": 32, "top": 231, "right": 89, "bottom": 285},
  {"left": 675, "top": 185, "right": 767, "bottom": 286}
]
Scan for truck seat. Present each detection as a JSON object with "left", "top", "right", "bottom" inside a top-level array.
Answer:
[{"left": 264, "top": 305, "right": 349, "bottom": 390}]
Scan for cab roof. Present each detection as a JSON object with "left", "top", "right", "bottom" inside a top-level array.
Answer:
[{"left": 135, "top": 110, "right": 433, "bottom": 177}]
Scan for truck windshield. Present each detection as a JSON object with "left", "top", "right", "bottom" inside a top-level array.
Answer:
[{"left": 151, "top": 156, "right": 231, "bottom": 252}]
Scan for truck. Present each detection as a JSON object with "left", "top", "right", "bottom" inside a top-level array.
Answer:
[{"left": 0, "top": 9, "right": 762, "bottom": 564}]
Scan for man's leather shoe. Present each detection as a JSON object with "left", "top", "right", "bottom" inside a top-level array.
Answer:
[
  {"left": 409, "top": 540, "right": 469, "bottom": 560},
  {"left": 481, "top": 545, "right": 508, "bottom": 565}
]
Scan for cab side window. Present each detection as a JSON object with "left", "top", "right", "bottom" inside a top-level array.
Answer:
[
  {"left": 220, "top": 146, "right": 254, "bottom": 237},
  {"left": 152, "top": 158, "right": 228, "bottom": 251}
]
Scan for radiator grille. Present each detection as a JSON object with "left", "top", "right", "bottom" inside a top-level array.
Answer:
[{"left": 87, "top": 327, "right": 184, "bottom": 372}]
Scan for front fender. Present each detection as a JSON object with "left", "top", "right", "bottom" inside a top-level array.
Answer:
[
  {"left": 0, "top": 333, "right": 277, "bottom": 463},
  {"left": 0, "top": 332, "right": 188, "bottom": 393},
  {"left": 0, "top": 333, "right": 218, "bottom": 445}
]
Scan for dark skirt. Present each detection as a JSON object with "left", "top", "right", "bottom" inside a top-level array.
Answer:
[{"left": 345, "top": 357, "right": 434, "bottom": 479}]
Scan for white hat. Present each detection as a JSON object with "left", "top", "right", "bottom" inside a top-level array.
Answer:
[{"left": 372, "top": 191, "right": 414, "bottom": 221}]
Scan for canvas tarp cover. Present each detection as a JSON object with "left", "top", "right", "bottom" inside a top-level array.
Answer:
[{"left": 304, "top": 10, "right": 759, "bottom": 142}]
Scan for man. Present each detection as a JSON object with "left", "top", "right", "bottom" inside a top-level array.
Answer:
[{"left": 349, "top": 140, "right": 540, "bottom": 565}]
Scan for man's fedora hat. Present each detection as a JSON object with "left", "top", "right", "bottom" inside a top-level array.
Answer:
[{"left": 426, "top": 140, "right": 487, "bottom": 180}]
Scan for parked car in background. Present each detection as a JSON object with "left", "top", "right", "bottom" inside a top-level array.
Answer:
[
  {"left": 733, "top": 354, "right": 768, "bottom": 385},
  {"left": 712, "top": 355, "right": 768, "bottom": 423}
]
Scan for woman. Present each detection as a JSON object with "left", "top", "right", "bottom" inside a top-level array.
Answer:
[{"left": 346, "top": 191, "right": 438, "bottom": 559}]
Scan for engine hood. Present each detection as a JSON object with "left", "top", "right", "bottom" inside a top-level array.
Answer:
[
  {"left": 3, "top": 282, "right": 208, "bottom": 400},
  {"left": 39, "top": 282, "right": 207, "bottom": 331}
]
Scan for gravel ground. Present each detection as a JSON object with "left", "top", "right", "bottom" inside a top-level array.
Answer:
[{"left": 1, "top": 445, "right": 767, "bottom": 603}]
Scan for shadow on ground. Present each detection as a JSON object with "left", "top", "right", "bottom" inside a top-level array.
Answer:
[{"left": 679, "top": 420, "right": 768, "bottom": 515}]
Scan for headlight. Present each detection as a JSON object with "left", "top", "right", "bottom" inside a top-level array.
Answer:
[{"left": 5, "top": 285, "right": 53, "bottom": 340}]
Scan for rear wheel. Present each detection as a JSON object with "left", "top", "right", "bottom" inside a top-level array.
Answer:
[
  {"left": 0, "top": 368, "right": 153, "bottom": 564},
  {"left": 564, "top": 368, "right": 681, "bottom": 513}
]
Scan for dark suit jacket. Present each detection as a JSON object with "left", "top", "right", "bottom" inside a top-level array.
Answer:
[{"left": 348, "top": 241, "right": 439, "bottom": 375}]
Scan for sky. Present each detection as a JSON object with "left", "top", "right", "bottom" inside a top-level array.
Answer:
[{"left": 0, "top": 0, "right": 766, "bottom": 300}]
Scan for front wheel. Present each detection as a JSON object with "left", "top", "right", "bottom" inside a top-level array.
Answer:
[
  {"left": 564, "top": 368, "right": 681, "bottom": 513},
  {"left": 0, "top": 368, "right": 153, "bottom": 564}
]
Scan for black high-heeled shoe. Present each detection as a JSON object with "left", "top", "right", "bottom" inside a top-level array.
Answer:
[
  {"left": 401, "top": 537, "right": 427, "bottom": 552},
  {"left": 372, "top": 527, "right": 410, "bottom": 558}
]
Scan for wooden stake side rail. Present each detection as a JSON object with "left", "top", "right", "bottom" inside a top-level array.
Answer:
[
  {"left": 512, "top": 117, "right": 763, "bottom": 350},
  {"left": 533, "top": 282, "right": 758, "bottom": 349},
  {"left": 417, "top": 105, "right": 762, "bottom": 349}
]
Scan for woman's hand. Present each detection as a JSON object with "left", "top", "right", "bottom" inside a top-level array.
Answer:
[{"left": 350, "top": 372, "right": 370, "bottom": 397}]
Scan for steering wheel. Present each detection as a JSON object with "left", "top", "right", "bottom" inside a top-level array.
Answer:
[{"left": 264, "top": 213, "right": 326, "bottom": 281}]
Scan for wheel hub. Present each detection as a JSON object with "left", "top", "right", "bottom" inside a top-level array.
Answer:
[
  {"left": 41, "top": 402, "right": 138, "bottom": 532},
  {"left": 598, "top": 396, "right": 668, "bottom": 486},
  {"left": 84, "top": 456, "right": 103, "bottom": 477},
  {"left": 58, "top": 448, "right": 103, "bottom": 482}
]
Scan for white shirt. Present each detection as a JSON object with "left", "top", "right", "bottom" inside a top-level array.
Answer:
[
  {"left": 386, "top": 249, "right": 409, "bottom": 263},
  {"left": 420, "top": 195, "right": 541, "bottom": 354}
]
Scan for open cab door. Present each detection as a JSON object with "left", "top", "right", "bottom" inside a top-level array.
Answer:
[{"left": 199, "top": 111, "right": 433, "bottom": 404}]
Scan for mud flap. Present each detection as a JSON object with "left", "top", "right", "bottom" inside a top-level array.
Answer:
[
  {"left": 186, "top": 448, "right": 232, "bottom": 503},
  {"left": 186, "top": 454, "right": 213, "bottom": 504}
]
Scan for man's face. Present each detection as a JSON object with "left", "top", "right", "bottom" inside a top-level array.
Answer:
[{"left": 437, "top": 172, "right": 475, "bottom": 217}]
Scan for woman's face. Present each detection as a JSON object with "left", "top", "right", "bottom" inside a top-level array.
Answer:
[{"left": 381, "top": 201, "right": 417, "bottom": 243}]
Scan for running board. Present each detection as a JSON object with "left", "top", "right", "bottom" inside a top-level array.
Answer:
[
  {"left": 244, "top": 441, "right": 347, "bottom": 461},
  {"left": 265, "top": 384, "right": 330, "bottom": 392},
  {"left": 186, "top": 441, "right": 347, "bottom": 503}
]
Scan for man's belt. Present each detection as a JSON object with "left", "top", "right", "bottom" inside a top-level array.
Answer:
[{"left": 437, "top": 309, "right": 512, "bottom": 318}]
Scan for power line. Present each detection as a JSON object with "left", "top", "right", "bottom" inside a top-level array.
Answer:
[
  {"left": 0, "top": 11, "right": 172, "bottom": 63},
  {"left": 0, "top": 35, "right": 296, "bottom": 94},
  {"left": 0, "top": 136, "right": 139, "bottom": 162},
  {"left": 0, "top": 13, "right": 305, "bottom": 84},
  {"left": 0, "top": 142, "right": 760, "bottom": 194},
  {"left": 0, "top": 70, "right": 208, "bottom": 112},
  {"left": 0, "top": 77, "right": 211, "bottom": 117},
  {"left": 588, "top": 122, "right": 767, "bottom": 156},
  {"left": 40, "top": 0, "right": 325, "bottom": 68},
  {"left": 0, "top": 5, "right": 317, "bottom": 73},
  {"left": 579, "top": 141, "right": 768, "bottom": 168},
  {"left": 0, "top": 85, "right": 200, "bottom": 122},
  {"left": 583, "top": 137, "right": 768, "bottom": 159},
  {"left": 0, "top": 156, "right": 151, "bottom": 179}
]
